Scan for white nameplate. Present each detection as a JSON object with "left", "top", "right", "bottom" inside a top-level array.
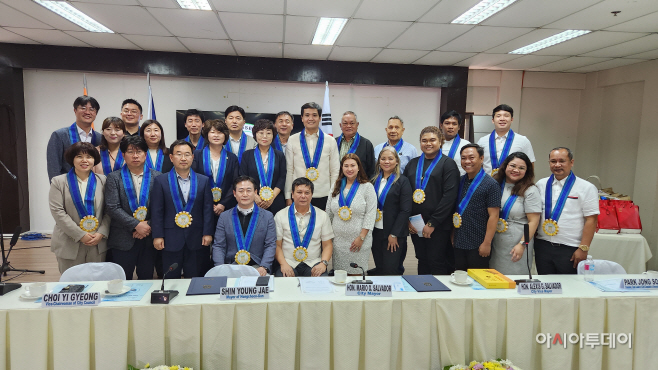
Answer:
[
  {"left": 345, "top": 284, "right": 393, "bottom": 297},
  {"left": 41, "top": 292, "right": 101, "bottom": 308},
  {"left": 620, "top": 278, "right": 658, "bottom": 289},
  {"left": 517, "top": 282, "right": 562, "bottom": 295},
  {"left": 219, "top": 286, "right": 270, "bottom": 300}
]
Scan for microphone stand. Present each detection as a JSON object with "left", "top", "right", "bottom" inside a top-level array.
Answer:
[
  {"left": 514, "top": 224, "right": 540, "bottom": 284},
  {"left": 151, "top": 263, "right": 180, "bottom": 304},
  {"left": 349, "top": 263, "right": 373, "bottom": 284}
]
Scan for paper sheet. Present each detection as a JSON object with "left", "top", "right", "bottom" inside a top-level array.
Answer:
[
  {"left": 368, "top": 276, "right": 415, "bottom": 292},
  {"left": 298, "top": 277, "right": 335, "bottom": 294},
  {"left": 589, "top": 279, "right": 649, "bottom": 292},
  {"left": 409, "top": 214, "right": 425, "bottom": 237}
]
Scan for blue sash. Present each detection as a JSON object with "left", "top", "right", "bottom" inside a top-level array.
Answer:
[
  {"left": 500, "top": 181, "right": 518, "bottom": 220},
  {"left": 145, "top": 149, "right": 164, "bottom": 171},
  {"left": 168, "top": 169, "right": 198, "bottom": 214},
  {"left": 254, "top": 147, "right": 275, "bottom": 188},
  {"left": 273, "top": 135, "right": 283, "bottom": 152},
  {"left": 68, "top": 123, "right": 98, "bottom": 146},
  {"left": 121, "top": 165, "right": 151, "bottom": 212},
  {"left": 229, "top": 132, "right": 248, "bottom": 163},
  {"left": 455, "top": 168, "right": 486, "bottom": 216},
  {"left": 100, "top": 149, "right": 124, "bottom": 174},
  {"left": 374, "top": 172, "right": 395, "bottom": 210},
  {"left": 300, "top": 129, "right": 324, "bottom": 169},
  {"left": 232, "top": 206, "right": 260, "bottom": 253},
  {"left": 338, "top": 178, "right": 360, "bottom": 209},
  {"left": 186, "top": 134, "right": 204, "bottom": 150},
  {"left": 545, "top": 172, "right": 576, "bottom": 222},
  {"left": 203, "top": 146, "right": 227, "bottom": 191},
  {"left": 447, "top": 135, "right": 461, "bottom": 159},
  {"left": 415, "top": 153, "right": 442, "bottom": 192},
  {"left": 289, "top": 204, "right": 316, "bottom": 249},
  {"left": 336, "top": 133, "right": 361, "bottom": 154},
  {"left": 489, "top": 130, "right": 515, "bottom": 171},
  {"left": 66, "top": 169, "right": 96, "bottom": 219},
  {"left": 384, "top": 139, "right": 404, "bottom": 154}
]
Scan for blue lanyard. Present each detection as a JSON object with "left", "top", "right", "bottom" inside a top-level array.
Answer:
[
  {"left": 336, "top": 133, "right": 361, "bottom": 154},
  {"left": 68, "top": 123, "right": 97, "bottom": 146},
  {"left": 385, "top": 139, "right": 404, "bottom": 153},
  {"left": 499, "top": 181, "right": 518, "bottom": 220},
  {"left": 374, "top": 172, "right": 395, "bottom": 210},
  {"left": 254, "top": 146, "right": 275, "bottom": 188},
  {"left": 447, "top": 135, "right": 461, "bottom": 159},
  {"left": 415, "top": 153, "right": 442, "bottom": 191},
  {"left": 289, "top": 204, "right": 316, "bottom": 249},
  {"left": 299, "top": 130, "right": 324, "bottom": 169},
  {"left": 338, "top": 178, "right": 360, "bottom": 209},
  {"left": 230, "top": 132, "right": 248, "bottom": 163},
  {"left": 489, "top": 130, "right": 515, "bottom": 170},
  {"left": 66, "top": 169, "right": 96, "bottom": 218},
  {"left": 121, "top": 165, "right": 151, "bottom": 211},
  {"left": 202, "top": 146, "right": 227, "bottom": 190},
  {"left": 186, "top": 135, "right": 205, "bottom": 150},
  {"left": 273, "top": 135, "right": 283, "bottom": 152},
  {"left": 545, "top": 172, "right": 576, "bottom": 222},
  {"left": 232, "top": 206, "right": 260, "bottom": 252},
  {"left": 100, "top": 149, "right": 124, "bottom": 174},
  {"left": 456, "top": 168, "right": 486, "bottom": 215},
  {"left": 145, "top": 149, "right": 164, "bottom": 171},
  {"left": 168, "top": 169, "right": 198, "bottom": 213}
]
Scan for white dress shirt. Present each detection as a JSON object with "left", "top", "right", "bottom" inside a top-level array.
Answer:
[
  {"left": 536, "top": 175, "right": 599, "bottom": 247},
  {"left": 176, "top": 171, "right": 191, "bottom": 202},
  {"left": 77, "top": 126, "right": 93, "bottom": 143},
  {"left": 275, "top": 205, "right": 334, "bottom": 268},
  {"left": 130, "top": 171, "right": 144, "bottom": 195},
  {"left": 285, "top": 130, "right": 340, "bottom": 199},
  {"left": 229, "top": 133, "right": 256, "bottom": 157},
  {"left": 441, "top": 136, "right": 471, "bottom": 176},
  {"left": 477, "top": 130, "right": 535, "bottom": 174}
]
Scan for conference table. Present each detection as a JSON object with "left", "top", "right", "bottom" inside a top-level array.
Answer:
[
  {"left": 590, "top": 233, "right": 653, "bottom": 273},
  {"left": 1, "top": 274, "right": 657, "bottom": 370}
]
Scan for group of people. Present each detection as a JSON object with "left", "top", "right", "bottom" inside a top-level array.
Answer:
[{"left": 46, "top": 96, "right": 599, "bottom": 280}]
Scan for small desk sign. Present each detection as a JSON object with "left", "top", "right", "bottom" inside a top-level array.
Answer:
[
  {"left": 345, "top": 284, "right": 393, "bottom": 297},
  {"left": 219, "top": 286, "right": 269, "bottom": 300},
  {"left": 517, "top": 282, "right": 562, "bottom": 295},
  {"left": 41, "top": 292, "right": 101, "bottom": 308},
  {"left": 620, "top": 278, "right": 658, "bottom": 289}
]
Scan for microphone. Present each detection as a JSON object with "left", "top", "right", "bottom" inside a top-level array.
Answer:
[
  {"left": 514, "top": 224, "right": 540, "bottom": 284},
  {"left": 9, "top": 226, "right": 21, "bottom": 247},
  {"left": 349, "top": 263, "right": 373, "bottom": 284},
  {"left": 160, "top": 263, "right": 178, "bottom": 291},
  {"left": 151, "top": 262, "right": 180, "bottom": 304},
  {"left": 0, "top": 159, "right": 17, "bottom": 180}
]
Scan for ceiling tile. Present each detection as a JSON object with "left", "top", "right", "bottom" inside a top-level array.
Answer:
[
  {"left": 0, "top": 0, "right": 86, "bottom": 31},
  {"left": 532, "top": 57, "right": 613, "bottom": 72},
  {"left": 485, "top": 29, "right": 564, "bottom": 54},
  {"left": 178, "top": 38, "right": 235, "bottom": 55},
  {"left": 454, "top": 53, "right": 522, "bottom": 68},
  {"left": 284, "top": 16, "right": 317, "bottom": 45},
  {"left": 534, "top": 31, "right": 646, "bottom": 56},
  {"left": 148, "top": 8, "right": 226, "bottom": 39},
  {"left": 0, "top": 27, "right": 40, "bottom": 44},
  {"left": 284, "top": 44, "right": 332, "bottom": 60},
  {"left": 370, "top": 49, "right": 429, "bottom": 64},
  {"left": 482, "top": 0, "right": 600, "bottom": 28},
  {"left": 606, "top": 11, "right": 658, "bottom": 32},
  {"left": 71, "top": 0, "right": 139, "bottom": 5},
  {"left": 0, "top": 2, "right": 52, "bottom": 29},
  {"left": 286, "top": 0, "right": 360, "bottom": 17},
  {"left": 495, "top": 55, "right": 568, "bottom": 70},
  {"left": 64, "top": 31, "right": 141, "bottom": 49},
  {"left": 122, "top": 34, "right": 188, "bottom": 52},
  {"left": 233, "top": 41, "right": 282, "bottom": 57},
  {"left": 438, "top": 26, "right": 534, "bottom": 53},
  {"left": 580, "top": 34, "right": 658, "bottom": 57},
  {"left": 210, "top": 0, "right": 284, "bottom": 14},
  {"left": 546, "top": 0, "right": 658, "bottom": 30},
  {"left": 328, "top": 46, "right": 382, "bottom": 62},
  {"left": 4, "top": 27, "right": 90, "bottom": 47},
  {"left": 419, "top": 0, "right": 483, "bottom": 24},
  {"left": 219, "top": 12, "right": 283, "bottom": 42},
  {"left": 335, "top": 19, "right": 410, "bottom": 48},
  {"left": 137, "top": 0, "right": 179, "bottom": 8},
  {"left": 353, "top": 0, "right": 438, "bottom": 21},
  {"left": 388, "top": 23, "right": 473, "bottom": 50},
  {"left": 71, "top": 3, "right": 172, "bottom": 36},
  {"left": 413, "top": 51, "right": 476, "bottom": 65},
  {"left": 567, "top": 58, "right": 646, "bottom": 72},
  {"left": 627, "top": 49, "right": 658, "bottom": 60}
]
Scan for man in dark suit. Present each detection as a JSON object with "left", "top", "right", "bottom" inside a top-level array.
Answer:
[
  {"left": 47, "top": 96, "right": 102, "bottom": 182},
  {"left": 105, "top": 136, "right": 161, "bottom": 279},
  {"left": 336, "top": 111, "right": 376, "bottom": 178},
  {"left": 211, "top": 176, "right": 277, "bottom": 276},
  {"left": 151, "top": 140, "right": 215, "bottom": 278}
]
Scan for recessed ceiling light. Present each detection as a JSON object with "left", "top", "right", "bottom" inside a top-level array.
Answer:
[
  {"left": 34, "top": 0, "right": 113, "bottom": 33},
  {"left": 176, "top": 0, "right": 212, "bottom": 10},
  {"left": 452, "top": 0, "right": 518, "bottom": 24},
  {"left": 509, "top": 30, "right": 591, "bottom": 54},
  {"left": 312, "top": 17, "right": 348, "bottom": 46}
]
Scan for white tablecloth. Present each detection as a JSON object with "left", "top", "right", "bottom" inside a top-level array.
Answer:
[
  {"left": 591, "top": 233, "right": 653, "bottom": 273},
  {"left": 1, "top": 275, "right": 657, "bottom": 370}
]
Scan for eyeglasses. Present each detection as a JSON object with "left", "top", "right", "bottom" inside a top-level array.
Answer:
[
  {"left": 77, "top": 106, "right": 97, "bottom": 113},
  {"left": 125, "top": 150, "right": 145, "bottom": 156},
  {"left": 508, "top": 163, "right": 527, "bottom": 171},
  {"left": 122, "top": 109, "right": 140, "bottom": 115},
  {"left": 256, "top": 131, "right": 274, "bottom": 137},
  {"left": 173, "top": 153, "right": 193, "bottom": 159}
]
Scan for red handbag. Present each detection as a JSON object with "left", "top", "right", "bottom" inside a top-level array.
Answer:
[
  {"left": 615, "top": 201, "right": 642, "bottom": 233},
  {"left": 597, "top": 200, "right": 619, "bottom": 233}
]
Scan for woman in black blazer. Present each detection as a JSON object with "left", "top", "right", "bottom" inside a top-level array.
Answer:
[
  {"left": 370, "top": 146, "right": 412, "bottom": 275},
  {"left": 240, "top": 119, "right": 287, "bottom": 216}
]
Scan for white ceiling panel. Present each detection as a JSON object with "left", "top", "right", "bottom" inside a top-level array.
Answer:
[
  {"left": 336, "top": 19, "right": 410, "bottom": 48},
  {"left": 283, "top": 44, "right": 332, "bottom": 60},
  {"left": 233, "top": 41, "right": 282, "bottom": 57},
  {"left": 177, "top": 38, "right": 235, "bottom": 55},
  {"left": 137, "top": 0, "right": 179, "bottom": 9},
  {"left": 388, "top": 23, "right": 473, "bottom": 51},
  {"left": 567, "top": 58, "right": 646, "bottom": 72},
  {"left": 413, "top": 51, "right": 476, "bottom": 65},
  {"left": 370, "top": 49, "right": 429, "bottom": 64},
  {"left": 627, "top": 49, "right": 658, "bottom": 60},
  {"left": 581, "top": 34, "right": 658, "bottom": 57},
  {"left": 286, "top": 0, "right": 360, "bottom": 18},
  {"left": 219, "top": 13, "right": 283, "bottom": 42},
  {"left": 353, "top": 0, "right": 438, "bottom": 21},
  {"left": 4, "top": 27, "right": 90, "bottom": 47},
  {"left": 148, "top": 8, "right": 226, "bottom": 39},
  {"left": 439, "top": 26, "right": 533, "bottom": 53},
  {"left": 0, "top": 3, "right": 52, "bottom": 29},
  {"left": 534, "top": 31, "right": 646, "bottom": 56},
  {"left": 606, "top": 11, "right": 658, "bottom": 33},
  {"left": 0, "top": 0, "right": 86, "bottom": 31},
  {"left": 122, "top": 34, "right": 188, "bottom": 52},
  {"left": 328, "top": 46, "right": 382, "bottom": 62},
  {"left": 455, "top": 53, "right": 522, "bottom": 68},
  {"left": 485, "top": 29, "right": 564, "bottom": 54},
  {"left": 495, "top": 55, "right": 568, "bottom": 70},
  {"left": 71, "top": 0, "right": 139, "bottom": 5},
  {"left": 482, "top": 0, "right": 600, "bottom": 28},
  {"left": 546, "top": 0, "right": 658, "bottom": 30},
  {"left": 284, "top": 16, "right": 317, "bottom": 45},
  {"left": 532, "top": 56, "right": 613, "bottom": 71},
  {"left": 210, "top": 0, "right": 284, "bottom": 14},
  {"left": 419, "top": 0, "right": 484, "bottom": 24},
  {"left": 0, "top": 27, "right": 39, "bottom": 44},
  {"left": 71, "top": 3, "right": 172, "bottom": 36},
  {"left": 64, "top": 31, "right": 141, "bottom": 49}
]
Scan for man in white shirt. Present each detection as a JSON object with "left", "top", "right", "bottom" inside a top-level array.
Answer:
[
  {"left": 374, "top": 116, "right": 418, "bottom": 172},
  {"left": 285, "top": 102, "right": 340, "bottom": 210},
  {"left": 275, "top": 177, "right": 334, "bottom": 277},
  {"left": 225, "top": 105, "right": 256, "bottom": 163},
  {"left": 477, "top": 104, "right": 535, "bottom": 175},
  {"left": 535, "top": 147, "right": 599, "bottom": 274},
  {"left": 273, "top": 111, "right": 293, "bottom": 153},
  {"left": 440, "top": 110, "right": 470, "bottom": 176}
]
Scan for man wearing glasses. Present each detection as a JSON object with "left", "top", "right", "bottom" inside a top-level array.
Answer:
[
  {"left": 336, "top": 111, "right": 376, "bottom": 177},
  {"left": 120, "top": 99, "right": 143, "bottom": 137}
]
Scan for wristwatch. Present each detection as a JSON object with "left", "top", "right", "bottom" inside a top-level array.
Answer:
[
  {"left": 578, "top": 244, "right": 590, "bottom": 252},
  {"left": 321, "top": 260, "right": 328, "bottom": 267},
  {"left": 426, "top": 221, "right": 434, "bottom": 228},
  {"left": 359, "top": 235, "right": 366, "bottom": 241},
  {"left": 389, "top": 234, "right": 397, "bottom": 239}
]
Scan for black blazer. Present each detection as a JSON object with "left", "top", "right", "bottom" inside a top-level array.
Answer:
[
  {"left": 376, "top": 174, "right": 412, "bottom": 238},
  {"left": 191, "top": 148, "right": 239, "bottom": 211},
  {"left": 239, "top": 148, "right": 287, "bottom": 216},
  {"left": 338, "top": 134, "right": 376, "bottom": 178},
  {"left": 403, "top": 154, "right": 460, "bottom": 231}
]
